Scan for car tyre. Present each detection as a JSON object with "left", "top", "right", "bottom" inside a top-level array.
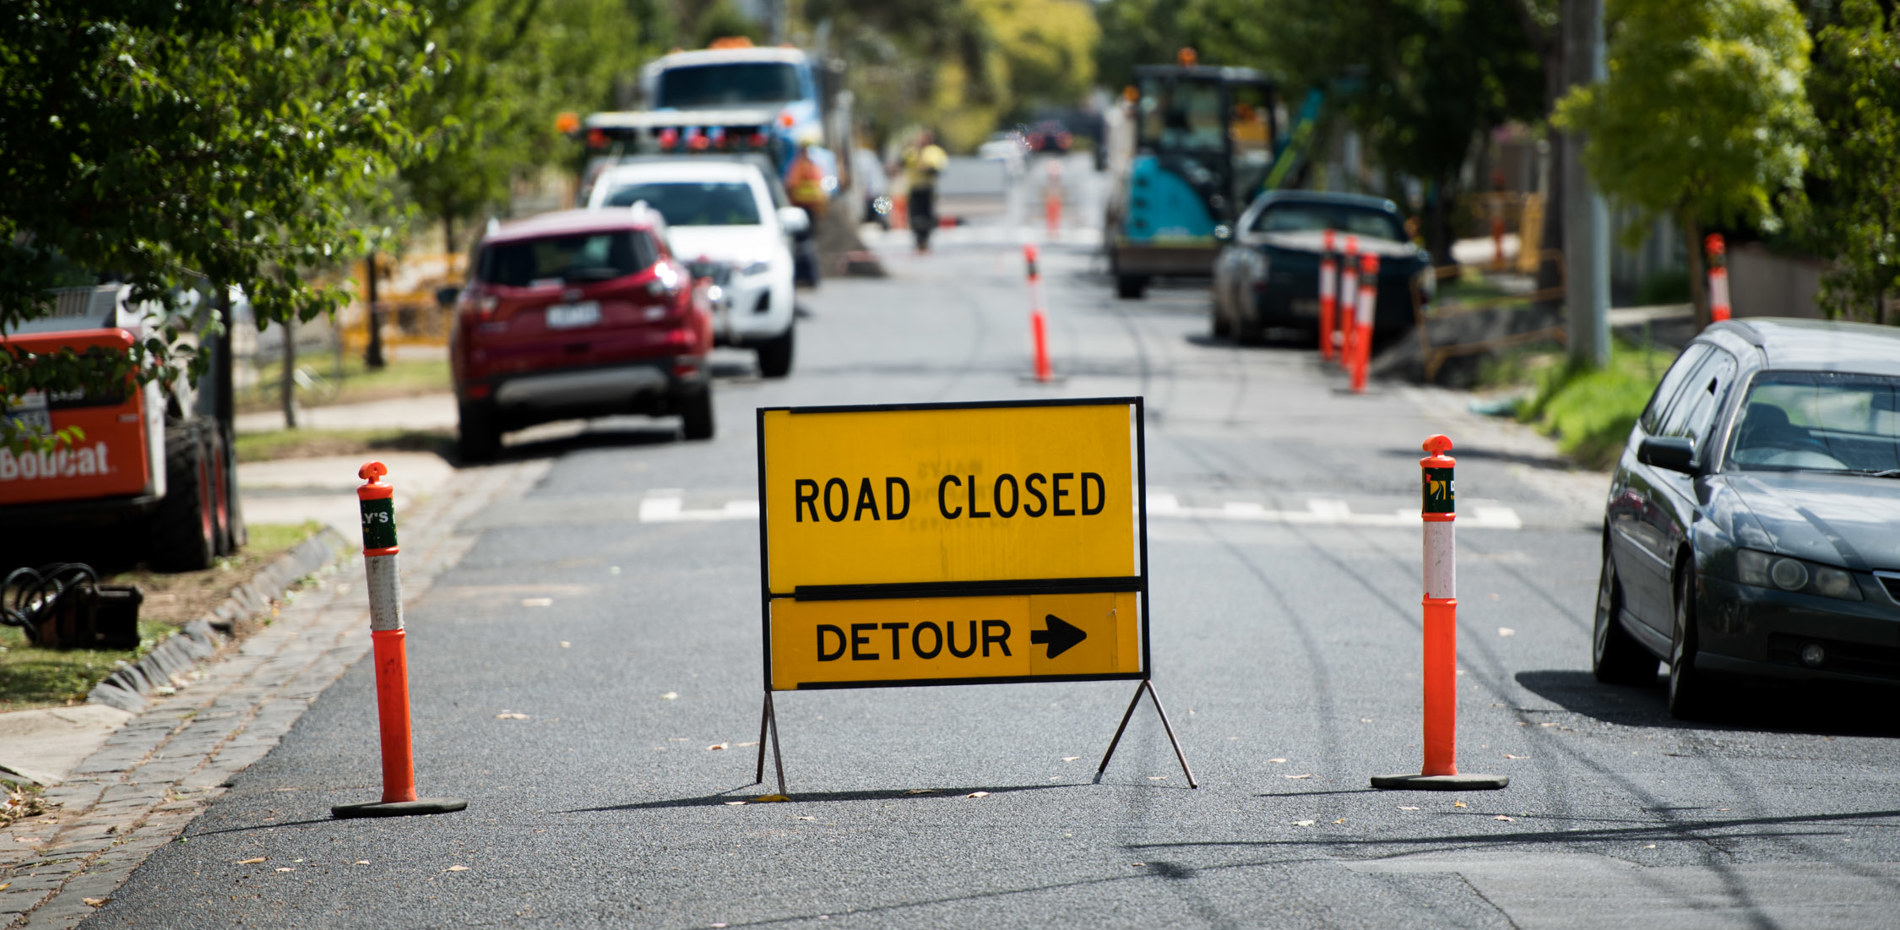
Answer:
[
  {"left": 202, "top": 424, "right": 235, "bottom": 556},
  {"left": 1667, "top": 567, "right": 1718, "bottom": 720},
  {"left": 458, "top": 400, "right": 502, "bottom": 463},
  {"left": 1235, "top": 302, "right": 1265, "bottom": 345},
  {"left": 758, "top": 324, "right": 795, "bottom": 378},
  {"left": 1592, "top": 554, "right": 1656, "bottom": 684},
  {"left": 1116, "top": 274, "right": 1148, "bottom": 300},
  {"left": 151, "top": 424, "right": 217, "bottom": 572},
  {"left": 680, "top": 387, "right": 715, "bottom": 441}
]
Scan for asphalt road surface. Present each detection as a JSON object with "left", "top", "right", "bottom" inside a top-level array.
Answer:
[{"left": 85, "top": 161, "right": 1900, "bottom": 929}]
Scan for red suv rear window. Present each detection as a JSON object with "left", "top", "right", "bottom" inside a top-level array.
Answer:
[{"left": 477, "top": 231, "right": 658, "bottom": 287}]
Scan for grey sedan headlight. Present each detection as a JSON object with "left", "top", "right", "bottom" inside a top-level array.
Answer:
[
  {"left": 1736, "top": 549, "right": 1862, "bottom": 601},
  {"left": 741, "top": 260, "right": 772, "bottom": 277}
]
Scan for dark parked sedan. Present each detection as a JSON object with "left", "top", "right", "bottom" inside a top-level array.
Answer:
[
  {"left": 1595, "top": 318, "right": 1900, "bottom": 718},
  {"left": 1211, "top": 191, "right": 1431, "bottom": 345}
]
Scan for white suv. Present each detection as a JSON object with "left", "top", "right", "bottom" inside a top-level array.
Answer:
[{"left": 588, "top": 159, "right": 803, "bottom": 377}]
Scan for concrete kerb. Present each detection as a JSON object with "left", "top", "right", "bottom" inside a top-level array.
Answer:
[
  {"left": 0, "top": 457, "right": 550, "bottom": 930},
  {"left": 82, "top": 528, "right": 352, "bottom": 717}
]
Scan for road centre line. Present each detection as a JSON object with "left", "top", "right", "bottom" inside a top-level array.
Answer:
[{"left": 634, "top": 491, "right": 1522, "bottom": 530}]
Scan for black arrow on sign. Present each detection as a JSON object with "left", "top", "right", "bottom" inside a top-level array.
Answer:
[{"left": 1030, "top": 614, "right": 1087, "bottom": 659}]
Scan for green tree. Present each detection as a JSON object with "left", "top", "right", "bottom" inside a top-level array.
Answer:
[
  {"left": 1804, "top": 0, "right": 1900, "bottom": 322},
  {"left": 1257, "top": 0, "right": 1545, "bottom": 261},
  {"left": 804, "top": 0, "right": 999, "bottom": 148},
  {"left": 1556, "top": 0, "right": 1816, "bottom": 328},
  {"left": 0, "top": 0, "right": 436, "bottom": 447},
  {"left": 400, "top": 0, "right": 660, "bottom": 254}
]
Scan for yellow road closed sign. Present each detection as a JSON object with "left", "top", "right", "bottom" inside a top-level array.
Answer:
[{"left": 757, "top": 399, "right": 1149, "bottom": 690}]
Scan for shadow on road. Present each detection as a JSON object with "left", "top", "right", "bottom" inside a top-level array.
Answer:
[
  {"left": 451, "top": 422, "right": 681, "bottom": 468},
  {"left": 564, "top": 782, "right": 1073, "bottom": 814},
  {"left": 1515, "top": 668, "right": 1900, "bottom": 737}
]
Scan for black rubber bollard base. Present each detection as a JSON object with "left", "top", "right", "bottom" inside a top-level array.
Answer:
[
  {"left": 1370, "top": 773, "right": 1509, "bottom": 791},
  {"left": 332, "top": 798, "right": 468, "bottom": 818}
]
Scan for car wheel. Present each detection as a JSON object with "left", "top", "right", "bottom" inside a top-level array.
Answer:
[
  {"left": 758, "top": 323, "right": 795, "bottom": 378},
  {"left": 679, "top": 387, "right": 714, "bottom": 441},
  {"left": 458, "top": 400, "right": 502, "bottom": 463},
  {"left": 202, "top": 424, "right": 234, "bottom": 556},
  {"left": 150, "top": 424, "right": 217, "bottom": 572},
  {"left": 1115, "top": 274, "right": 1147, "bottom": 300},
  {"left": 1235, "top": 301, "right": 1265, "bottom": 345},
  {"left": 1593, "top": 553, "right": 1656, "bottom": 684},
  {"left": 1210, "top": 287, "right": 1231, "bottom": 338},
  {"left": 1667, "top": 566, "right": 1717, "bottom": 720}
]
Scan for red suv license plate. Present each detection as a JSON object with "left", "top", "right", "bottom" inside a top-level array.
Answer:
[{"left": 546, "top": 301, "right": 601, "bottom": 330}]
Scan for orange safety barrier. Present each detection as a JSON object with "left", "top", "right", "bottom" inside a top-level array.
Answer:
[
  {"left": 1318, "top": 229, "right": 1338, "bottom": 361},
  {"left": 1024, "top": 245, "right": 1053, "bottom": 383},
  {"left": 1371, "top": 436, "right": 1507, "bottom": 792},
  {"left": 332, "top": 462, "right": 467, "bottom": 819},
  {"left": 1706, "top": 233, "right": 1731, "bottom": 323}
]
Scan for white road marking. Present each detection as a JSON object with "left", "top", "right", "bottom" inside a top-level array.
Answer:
[{"left": 634, "top": 491, "right": 1522, "bottom": 529}]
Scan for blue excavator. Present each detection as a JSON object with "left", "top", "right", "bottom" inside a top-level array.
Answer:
[{"left": 1104, "top": 51, "right": 1323, "bottom": 300}]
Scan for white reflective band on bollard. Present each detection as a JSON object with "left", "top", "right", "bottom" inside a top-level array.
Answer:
[
  {"left": 365, "top": 555, "right": 405, "bottom": 633},
  {"left": 1423, "top": 521, "right": 1454, "bottom": 600}
]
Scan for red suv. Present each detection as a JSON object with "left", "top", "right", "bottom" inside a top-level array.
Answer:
[{"left": 450, "top": 208, "right": 714, "bottom": 460}]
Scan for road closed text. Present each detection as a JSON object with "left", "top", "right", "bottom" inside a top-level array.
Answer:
[
  {"left": 761, "top": 402, "right": 1140, "bottom": 588},
  {"left": 791, "top": 472, "right": 1107, "bottom": 522}
]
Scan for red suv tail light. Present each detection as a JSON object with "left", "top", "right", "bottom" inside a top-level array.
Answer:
[{"left": 458, "top": 286, "right": 499, "bottom": 318}]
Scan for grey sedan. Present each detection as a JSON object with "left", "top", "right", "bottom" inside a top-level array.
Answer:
[{"left": 1595, "top": 318, "right": 1900, "bottom": 718}]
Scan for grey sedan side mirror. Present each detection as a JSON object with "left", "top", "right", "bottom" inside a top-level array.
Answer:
[{"left": 1638, "top": 436, "right": 1697, "bottom": 474}]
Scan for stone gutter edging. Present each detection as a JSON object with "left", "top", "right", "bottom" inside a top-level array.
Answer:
[{"left": 85, "top": 527, "right": 353, "bottom": 715}]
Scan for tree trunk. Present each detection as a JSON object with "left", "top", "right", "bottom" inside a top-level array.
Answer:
[
  {"left": 444, "top": 213, "right": 457, "bottom": 259},
  {"left": 364, "top": 251, "right": 385, "bottom": 370},
  {"left": 280, "top": 315, "right": 298, "bottom": 430},
  {"left": 1684, "top": 215, "right": 1709, "bottom": 331},
  {"left": 1427, "top": 179, "right": 1457, "bottom": 270}
]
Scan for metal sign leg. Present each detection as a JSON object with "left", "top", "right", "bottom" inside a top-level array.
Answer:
[
  {"left": 754, "top": 691, "right": 788, "bottom": 796},
  {"left": 1095, "top": 681, "right": 1197, "bottom": 788}
]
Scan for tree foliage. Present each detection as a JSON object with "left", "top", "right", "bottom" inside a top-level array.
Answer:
[
  {"left": 399, "top": 0, "right": 660, "bottom": 252},
  {"left": 0, "top": 0, "right": 436, "bottom": 432},
  {"left": 1803, "top": 0, "right": 1900, "bottom": 321},
  {"left": 1555, "top": 0, "right": 1816, "bottom": 326}
]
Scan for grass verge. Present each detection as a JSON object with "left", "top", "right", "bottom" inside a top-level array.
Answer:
[
  {"left": 0, "top": 520, "right": 326, "bottom": 710},
  {"left": 1478, "top": 337, "right": 1677, "bottom": 470},
  {"left": 234, "top": 426, "right": 454, "bottom": 463},
  {"left": 238, "top": 354, "right": 450, "bottom": 413}
]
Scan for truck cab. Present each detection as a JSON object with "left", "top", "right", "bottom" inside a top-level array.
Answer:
[{"left": 640, "top": 42, "right": 838, "bottom": 196}]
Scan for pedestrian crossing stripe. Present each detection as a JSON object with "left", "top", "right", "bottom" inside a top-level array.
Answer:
[{"left": 634, "top": 491, "right": 1522, "bottom": 530}]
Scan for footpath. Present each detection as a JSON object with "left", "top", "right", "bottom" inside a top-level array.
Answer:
[{"left": 0, "top": 395, "right": 542, "bottom": 929}]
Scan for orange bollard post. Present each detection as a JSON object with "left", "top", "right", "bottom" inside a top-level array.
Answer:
[
  {"left": 892, "top": 194, "right": 908, "bottom": 231},
  {"left": 1706, "top": 233, "right": 1731, "bottom": 323},
  {"left": 1350, "top": 254, "right": 1379, "bottom": 394},
  {"left": 1318, "top": 229, "right": 1338, "bottom": 360},
  {"left": 1371, "top": 436, "right": 1507, "bottom": 792},
  {"left": 1025, "top": 245, "right": 1053, "bottom": 383},
  {"left": 333, "top": 462, "right": 467, "bottom": 819},
  {"left": 1337, "top": 236, "right": 1361, "bottom": 367},
  {"left": 1045, "top": 191, "right": 1062, "bottom": 238}
]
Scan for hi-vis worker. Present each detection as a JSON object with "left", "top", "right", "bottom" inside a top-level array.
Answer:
[
  {"left": 787, "top": 132, "right": 828, "bottom": 221},
  {"left": 903, "top": 130, "right": 949, "bottom": 253}
]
